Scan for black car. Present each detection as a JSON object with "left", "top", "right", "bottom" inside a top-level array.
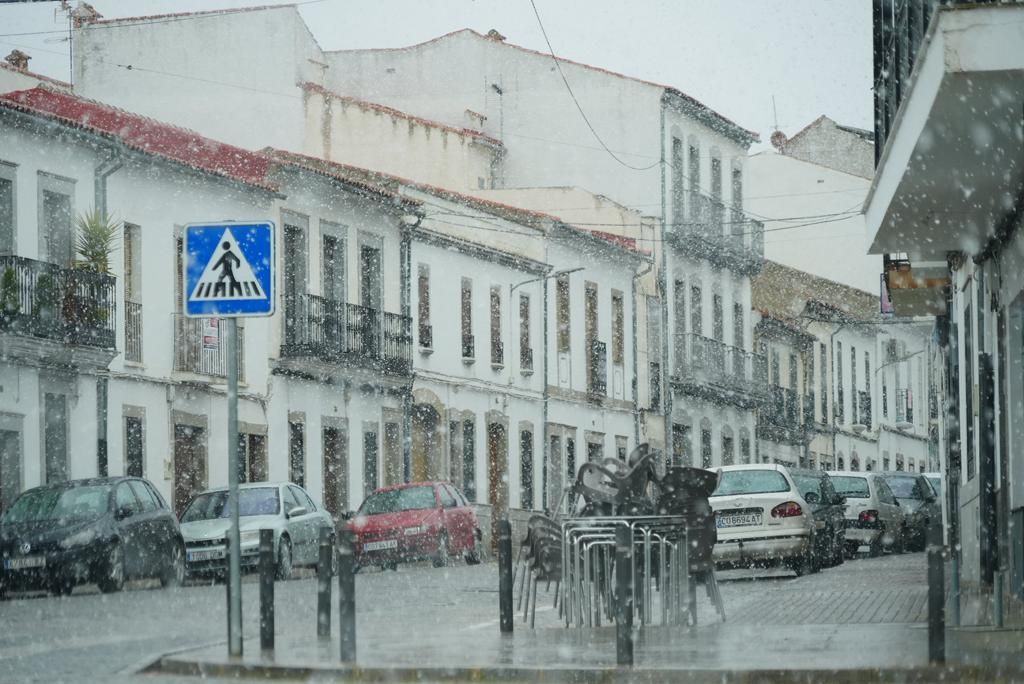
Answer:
[
  {"left": 790, "top": 469, "right": 847, "bottom": 568},
  {"left": 882, "top": 472, "right": 940, "bottom": 551},
  {"left": 0, "top": 477, "right": 185, "bottom": 597}
]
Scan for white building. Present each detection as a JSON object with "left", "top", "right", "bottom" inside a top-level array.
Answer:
[
  {"left": 865, "top": 1, "right": 1024, "bottom": 599},
  {"left": 0, "top": 86, "right": 418, "bottom": 519}
]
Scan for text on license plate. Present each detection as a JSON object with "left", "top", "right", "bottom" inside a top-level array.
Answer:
[
  {"left": 4, "top": 556, "right": 45, "bottom": 570},
  {"left": 186, "top": 549, "right": 224, "bottom": 562},
  {"left": 716, "top": 512, "right": 763, "bottom": 528},
  {"left": 363, "top": 540, "right": 398, "bottom": 552}
]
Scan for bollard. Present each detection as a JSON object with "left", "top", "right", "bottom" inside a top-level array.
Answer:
[
  {"left": 317, "top": 527, "right": 334, "bottom": 639},
  {"left": 615, "top": 525, "right": 633, "bottom": 667},
  {"left": 337, "top": 530, "right": 356, "bottom": 664},
  {"left": 224, "top": 534, "right": 242, "bottom": 653},
  {"left": 259, "top": 529, "right": 275, "bottom": 652},
  {"left": 926, "top": 520, "right": 945, "bottom": 664},
  {"left": 497, "top": 519, "right": 514, "bottom": 634}
]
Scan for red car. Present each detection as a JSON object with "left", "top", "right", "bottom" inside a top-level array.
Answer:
[{"left": 345, "top": 481, "right": 482, "bottom": 571}]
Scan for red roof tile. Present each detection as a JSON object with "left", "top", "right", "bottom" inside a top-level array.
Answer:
[{"left": 0, "top": 87, "right": 277, "bottom": 192}]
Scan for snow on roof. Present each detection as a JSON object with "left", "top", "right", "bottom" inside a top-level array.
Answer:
[
  {"left": 0, "top": 60, "right": 72, "bottom": 90},
  {"left": 329, "top": 28, "right": 758, "bottom": 145},
  {"left": 0, "top": 87, "right": 278, "bottom": 192},
  {"left": 301, "top": 82, "right": 503, "bottom": 148}
]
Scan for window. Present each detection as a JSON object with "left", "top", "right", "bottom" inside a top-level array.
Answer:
[
  {"left": 125, "top": 415, "right": 144, "bottom": 478},
  {"left": 710, "top": 156, "right": 723, "bottom": 227},
  {"left": 556, "top": 275, "right": 570, "bottom": 353},
  {"left": 690, "top": 285, "right": 702, "bottom": 336},
  {"left": 519, "top": 293, "right": 532, "bottom": 370},
  {"left": 964, "top": 303, "right": 975, "bottom": 480},
  {"left": 322, "top": 424, "right": 347, "bottom": 517},
  {"left": 490, "top": 286, "right": 502, "bottom": 366},
  {"left": 672, "top": 423, "right": 692, "bottom": 466},
  {"left": 358, "top": 240, "right": 382, "bottom": 310},
  {"left": 688, "top": 144, "right": 701, "bottom": 220},
  {"left": 585, "top": 282, "right": 598, "bottom": 391},
  {"left": 819, "top": 343, "right": 828, "bottom": 422},
  {"left": 566, "top": 437, "right": 576, "bottom": 481},
  {"left": 611, "top": 291, "right": 624, "bottom": 365},
  {"left": 789, "top": 353, "right": 798, "bottom": 390},
  {"left": 732, "top": 167, "right": 743, "bottom": 214},
  {"left": 115, "top": 483, "right": 142, "bottom": 516},
  {"left": 700, "top": 422, "right": 712, "bottom": 468},
  {"left": 770, "top": 348, "right": 781, "bottom": 386},
  {"left": 733, "top": 302, "right": 744, "bottom": 349},
  {"left": 461, "top": 278, "right": 474, "bottom": 358},
  {"left": 321, "top": 226, "right": 345, "bottom": 302},
  {"left": 363, "top": 427, "right": 378, "bottom": 496},
  {"left": 740, "top": 430, "right": 751, "bottom": 464},
  {"left": 647, "top": 297, "right": 661, "bottom": 410},
  {"left": 851, "top": 345, "right": 857, "bottom": 399},
  {"left": 836, "top": 341, "right": 844, "bottom": 423},
  {"left": 0, "top": 162, "right": 14, "bottom": 254},
  {"left": 671, "top": 137, "right": 684, "bottom": 223},
  {"left": 586, "top": 440, "right": 603, "bottom": 463},
  {"left": 882, "top": 451, "right": 891, "bottom": 471},
  {"left": 288, "top": 420, "right": 305, "bottom": 487},
  {"left": 722, "top": 430, "right": 734, "bottom": 466},
  {"left": 39, "top": 173, "right": 74, "bottom": 266},
  {"left": 417, "top": 264, "right": 431, "bottom": 348},
  {"left": 128, "top": 480, "right": 159, "bottom": 513},
  {"left": 123, "top": 224, "right": 143, "bottom": 363},
  {"left": 282, "top": 214, "right": 308, "bottom": 300},
  {"left": 238, "top": 433, "right": 268, "bottom": 482},
  {"left": 519, "top": 430, "right": 533, "bottom": 510},
  {"left": 615, "top": 436, "right": 628, "bottom": 462},
  {"left": 865, "top": 352, "right": 871, "bottom": 395},
  {"left": 882, "top": 374, "right": 889, "bottom": 417},
  {"left": 462, "top": 419, "right": 476, "bottom": 502},
  {"left": 712, "top": 294, "right": 723, "bottom": 341},
  {"left": 439, "top": 485, "right": 458, "bottom": 509}
]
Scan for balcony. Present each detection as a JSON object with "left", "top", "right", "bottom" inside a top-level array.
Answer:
[
  {"left": 280, "top": 294, "right": 412, "bottom": 376},
  {"left": 588, "top": 339, "right": 607, "bottom": 400},
  {"left": 882, "top": 255, "right": 950, "bottom": 317},
  {"left": 0, "top": 255, "right": 117, "bottom": 366},
  {"left": 757, "top": 385, "right": 814, "bottom": 445},
  {"left": 895, "top": 388, "right": 913, "bottom": 429},
  {"left": 669, "top": 193, "right": 764, "bottom": 275},
  {"left": 672, "top": 333, "right": 767, "bottom": 408},
  {"left": 173, "top": 315, "right": 243, "bottom": 379}
]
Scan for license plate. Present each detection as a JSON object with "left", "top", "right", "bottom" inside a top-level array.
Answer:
[
  {"left": 716, "top": 512, "right": 763, "bottom": 528},
  {"left": 186, "top": 548, "right": 224, "bottom": 562},
  {"left": 363, "top": 539, "right": 398, "bottom": 552},
  {"left": 4, "top": 556, "right": 45, "bottom": 570}
]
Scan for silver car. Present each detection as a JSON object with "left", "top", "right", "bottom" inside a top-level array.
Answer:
[
  {"left": 828, "top": 472, "right": 905, "bottom": 557},
  {"left": 179, "top": 482, "right": 333, "bottom": 579}
]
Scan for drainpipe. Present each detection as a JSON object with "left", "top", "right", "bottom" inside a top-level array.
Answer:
[
  {"left": 632, "top": 257, "right": 654, "bottom": 448},
  {"left": 542, "top": 273, "right": 550, "bottom": 510},
  {"left": 658, "top": 104, "right": 672, "bottom": 465},
  {"left": 94, "top": 154, "right": 123, "bottom": 478},
  {"left": 399, "top": 218, "right": 417, "bottom": 483}
]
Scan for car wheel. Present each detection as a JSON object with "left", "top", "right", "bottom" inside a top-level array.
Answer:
[
  {"left": 161, "top": 541, "right": 186, "bottom": 588},
  {"left": 276, "top": 536, "right": 293, "bottom": 581},
  {"left": 792, "top": 541, "right": 817, "bottom": 577},
  {"left": 844, "top": 541, "right": 859, "bottom": 559},
  {"left": 98, "top": 541, "right": 126, "bottom": 593},
  {"left": 464, "top": 528, "right": 482, "bottom": 566},
  {"left": 431, "top": 532, "right": 449, "bottom": 568}
]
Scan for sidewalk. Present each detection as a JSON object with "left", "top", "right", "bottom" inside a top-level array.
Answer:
[{"left": 146, "top": 556, "right": 1024, "bottom": 682}]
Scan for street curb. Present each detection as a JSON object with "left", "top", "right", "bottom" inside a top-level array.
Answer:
[{"left": 147, "top": 653, "right": 1024, "bottom": 683}]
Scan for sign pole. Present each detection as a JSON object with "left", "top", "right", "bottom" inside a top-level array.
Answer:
[{"left": 226, "top": 316, "right": 242, "bottom": 657}]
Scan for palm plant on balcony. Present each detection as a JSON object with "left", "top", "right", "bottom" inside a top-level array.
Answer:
[
  {"left": 0, "top": 267, "right": 20, "bottom": 325},
  {"left": 68, "top": 209, "right": 120, "bottom": 333}
]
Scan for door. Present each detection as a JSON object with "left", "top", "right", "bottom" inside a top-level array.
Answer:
[
  {"left": 322, "top": 426, "right": 347, "bottom": 520},
  {"left": 411, "top": 405, "right": 439, "bottom": 484},
  {"left": 113, "top": 482, "right": 145, "bottom": 579},
  {"left": 173, "top": 425, "right": 207, "bottom": 515},
  {"left": 359, "top": 244, "right": 382, "bottom": 354},
  {"left": 487, "top": 423, "right": 507, "bottom": 550}
]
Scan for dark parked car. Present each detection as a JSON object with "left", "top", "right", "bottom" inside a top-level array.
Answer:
[
  {"left": 345, "top": 481, "right": 481, "bottom": 571},
  {"left": 0, "top": 477, "right": 185, "bottom": 597},
  {"left": 882, "top": 472, "right": 940, "bottom": 551},
  {"left": 790, "top": 469, "right": 847, "bottom": 568}
]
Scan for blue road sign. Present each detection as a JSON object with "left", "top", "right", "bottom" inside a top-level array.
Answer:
[{"left": 184, "top": 221, "right": 275, "bottom": 317}]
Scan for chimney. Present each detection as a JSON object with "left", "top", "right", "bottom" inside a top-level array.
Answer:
[
  {"left": 485, "top": 29, "right": 506, "bottom": 42},
  {"left": 770, "top": 130, "right": 787, "bottom": 152},
  {"left": 70, "top": 2, "right": 103, "bottom": 29},
  {"left": 4, "top": 50, "right": 30, "bottom": 71}
]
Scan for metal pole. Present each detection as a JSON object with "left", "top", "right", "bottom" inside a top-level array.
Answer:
[
  {"left": 225, "top": 317, "right": 242, "bottom": 658},
  {"left": 995, "top": 571, "right": 1004, "bottom": 629},
  {"left": 951, "top": 552, "right": 961, "bottom": 627},
  {"left": 259, "top": 529, "right": 274, "bottom": 652},
  {"left": 337, "top": 531, "right": 356, "bottom": 663},
  {"left": 318, "top": 527, "right": 334, "bottom": 638},
  {"left": 497, "top": 519, "right": 513, "bottom": 633},
  {"left": 927, "top": 519, "right": 945, "bottom": 664},
  {"left": 615, "top": 525, "right": 633, "bottom": 667}
]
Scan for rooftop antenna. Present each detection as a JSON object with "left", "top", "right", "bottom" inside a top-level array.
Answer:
[
  {"left": 772, "top": 95, "right": 779, "bottom": 131},
  {"left": 770, "top": 95, "right": 787, "bottom": 152}
]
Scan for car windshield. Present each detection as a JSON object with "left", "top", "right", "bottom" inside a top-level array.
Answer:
[
  {"left": 180, "top": 487, "right": 280, "bottom": 523},
  {"left": 712, "top": 470, "right": 790, "bottom": 497},
  {"left": 2, "top": 485, "right": 110, "bottom": 523},
  {"left": 884, "top": 477, "right": 922, "bottom": 499},
  {"left": 359, "top": 486, "right": 436, "bottom": 515},
  {"left": 831, "top": 476, "right": 871, "bottom": 499}
]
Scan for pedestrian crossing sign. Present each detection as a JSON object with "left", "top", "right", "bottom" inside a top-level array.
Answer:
[{"left": 184, "top": 221, "right": 275, "bottom": 317}]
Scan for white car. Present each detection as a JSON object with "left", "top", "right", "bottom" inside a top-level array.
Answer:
[
  {"left": 827, "top": 471, "right": 905, "bottom": 557},
  {"left": 710, "top": 464, "right": 818, "bottom": 576}
]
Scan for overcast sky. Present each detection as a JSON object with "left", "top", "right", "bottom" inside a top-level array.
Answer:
[{"left": 0, "top": 0, "right": 872, "bottom": 147}]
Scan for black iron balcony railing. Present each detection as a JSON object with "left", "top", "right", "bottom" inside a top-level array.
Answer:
[
  {"left": 173, "top": 315, "right": 243, "bottom": 379},
  {"left": 588, "top": 339, "right": 607, "bottom": 399},
  {"left": 520, "top": 346, "right": 534, "bottom": 372},
  {"left": 673, "top": 333, "right": 767, "bottom": 405},
  {"left": 418, "top": 322, "right": 433, "bottom": 350},
  {"left": 124, "top": 300, "right": 142, "bottom": 362},
  {"left": 669, "top": 192, "right": 764, "bottom": 274},
  {"left": 895, "top": 388, "right": 913, "bottom": 426},
  {"left": 281, "top": 294, "right": 412, "bottom": 376},
  {"left": 0, "top": 255, "right": 116, "bottom": 349},
  {"left": 759, "top": 385, "right": 816, "bottom": 445},
  {"left": 462, "top": 333, "right": 475, "bottom": 360}
]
